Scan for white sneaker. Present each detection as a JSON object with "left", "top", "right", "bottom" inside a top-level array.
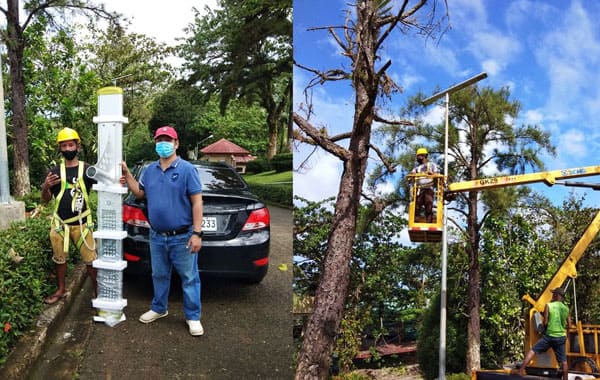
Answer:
[
  {"left": 186, "top": 320, "right": 204, "bottom": 336},
  {"left": 139, "top": 310, "right": 168, "bottom": 324}
]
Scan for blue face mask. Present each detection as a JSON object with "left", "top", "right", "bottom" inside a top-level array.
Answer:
[{"left": 155, "top": 141, "right": 175, "bottom": 158}]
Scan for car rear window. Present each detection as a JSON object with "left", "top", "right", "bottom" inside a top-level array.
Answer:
[{"left": 197, "top": 166, "right": 247, "bottom": 190}]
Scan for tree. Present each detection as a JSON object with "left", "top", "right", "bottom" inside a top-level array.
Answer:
[
  {"left": 445, "top": 86, "right": 554, "bottom": 372},
  {"left": 22, "top": 20, "right": 102, "bottom": 184},
  {"left": 180, "top": 0, "right": 292, "bottom": 159},
  {"left": 19, "top": 19, "right": 174, "bottom": 187},
  {"left": 293, "top": 1, "right": 446, "bottom": 378},
  {"left": 0, "top": 0, "right": 116, "bottom": 196},
  {"left": 294, "top": 196, "right": 439, "bottom": 373},
  {"left": 84, "top": 22, "right": 175, "bottom": 130},
  {"left": 148, "top": 84, "right": 269, "bottom": 160},
  {"left": 389, "top": 85, "right": 555, "bottom": 372}
]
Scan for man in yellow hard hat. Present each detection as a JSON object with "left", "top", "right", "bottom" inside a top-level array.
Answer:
[
  {"left": 410, "top": 148, "right": 439, "bottom": 223},
  {"left": 41, "top": 127, "right": 98, "bottom": 304}
]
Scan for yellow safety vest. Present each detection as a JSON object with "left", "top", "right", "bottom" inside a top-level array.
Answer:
[{"left": 51, "top": 161, "right": 94, "bottom": 253}]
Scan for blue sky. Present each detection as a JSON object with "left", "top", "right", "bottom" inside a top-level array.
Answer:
[{"left": 293, "top": 0, "right": 600, "bottom": 207}]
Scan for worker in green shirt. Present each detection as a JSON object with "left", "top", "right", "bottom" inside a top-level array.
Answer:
[{"left": 519, "top": 287, "right": 571, "bottom": 380}]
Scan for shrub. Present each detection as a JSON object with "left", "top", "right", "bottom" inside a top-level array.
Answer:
[
  {"left": 447, "top": 373, "right": 470, "bottom": 380},
  {"left": 0, "top": 213, "right": 55, "bottom": 365},
  {"left": 417, "top": 292, "right": 467, "bottom": 380},
  {"left": 249, "top": 182, "right": 292, "bottom": 207},
  {"left": 246, "top": 158, "right": 272, "bottom": 174},
  {"left": 271, "top": 153, "right": 292, "bottom": 173},
  {"left": 0, "top": 199, "right": 85, "bottom": 365}
]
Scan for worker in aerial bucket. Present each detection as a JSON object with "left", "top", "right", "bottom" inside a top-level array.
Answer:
[{"left": 410, "top": 148, "right": 439, "bottom": 223}]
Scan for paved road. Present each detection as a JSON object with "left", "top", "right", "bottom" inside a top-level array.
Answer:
[{"left": 28, "top": 206, "right": 293, "bottom": 380}]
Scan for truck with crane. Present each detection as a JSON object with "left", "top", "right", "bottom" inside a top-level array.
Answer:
[{"left": 407, "top": 165, "right": 600, "bottom": 378}]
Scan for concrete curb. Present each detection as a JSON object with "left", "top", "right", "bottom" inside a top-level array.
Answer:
[{"left": 0, "top": 263, "right": 88, "bottom": 380}]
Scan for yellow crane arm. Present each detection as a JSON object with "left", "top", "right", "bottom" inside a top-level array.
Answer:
[
  {"left": 522, "top": 208, "right": 600, "bottom": 312},
  {"left": 447, "top": 165, "right": 600, "bottom": 194}
]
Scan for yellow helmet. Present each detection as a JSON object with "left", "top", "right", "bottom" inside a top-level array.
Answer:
[
  {"left": 56, "top": 128, "right": 80, "bottom": 144},
  {"left": 416, "top": 148, "right": 428, "bottom": 156}
]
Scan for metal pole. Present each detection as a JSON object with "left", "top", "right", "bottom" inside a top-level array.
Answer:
[
  {"left": 438, "top": 92, "right": 449, "bottom": 379},
  {"left": 422, "top": 72, "right": 487, "bottom": 380},
  {"left": 0, "top": 54, "right": 10, "bottom": 203}
]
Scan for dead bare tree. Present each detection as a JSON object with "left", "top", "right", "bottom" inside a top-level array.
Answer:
[
  {"left": 0, "top": 0, "right": 117, "bottom": 196},
  {"left": 294, "top": 1, "right": 447, "bottom": 378}
]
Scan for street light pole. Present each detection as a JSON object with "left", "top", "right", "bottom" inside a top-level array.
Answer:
[
  {"left": 422, "top": 72, "right": 487, "bottom": 379},
  {"left": 194, "top": 134, "right": 214, "bottom": 160},
  {"left": 0, "top": 53, "right": 9, "bottom": 203}
]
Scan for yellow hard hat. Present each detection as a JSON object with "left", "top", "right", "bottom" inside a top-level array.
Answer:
[
  {"left": 416, "top": 148, "right": 428, "bottom": 156},
  {"left": 56, "top": 128, "right": 80, "bottom": 144}
]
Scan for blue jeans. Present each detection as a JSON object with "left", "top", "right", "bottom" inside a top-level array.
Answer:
[{"left": 149, "top": 230, "right": 201, "bottom": 320}]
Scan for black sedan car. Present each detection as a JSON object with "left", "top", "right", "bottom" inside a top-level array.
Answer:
[{"left": 122, "top": 160, "right": 270, "bottom": 283}]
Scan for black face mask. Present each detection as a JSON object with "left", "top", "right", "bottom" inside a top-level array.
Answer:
[
  {"left": 417, "top": 157, "right": 425, "bottom": 165},
  {"left": 60, "top": 150, "right": 78, "bottom": 161}
]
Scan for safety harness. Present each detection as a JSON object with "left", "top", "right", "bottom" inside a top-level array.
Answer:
[
  {"left": 414, "top": 162, "right": 437, "bottom": 188},
  {"left": 51, "top": 160, "right": 95, "bottom": 253}
]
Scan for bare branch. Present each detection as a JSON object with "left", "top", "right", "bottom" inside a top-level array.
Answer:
[
  {"left": 375, "top": 60, "right": 403, "bottom": 97},
  {"left": 375, "top": 0, "right": 410, "bottom": 50},
  {"left": 293, "top": 112, "right": 350, "bottom": 161},
  {"left": 375, "top": 59, "right": 392, "bottom": 78},
  {"left": 22, "top": 0, "right": 117, "bottom": 30},
  {"left": 294, "top": 61, "right": 351, "bottom": 88},
  {"left": 373, "top": 113, "right": 413, "bottom": 126},
  {"left": 369, "top": 142, "right": 395, "bottom": 173},
  {"left": 293, "top": 137, "right": 320, "bottom": 174},
  {"left": 328, "top": 27, "right": 352, "bottom": 58},
  {"left": 293, "top": 128, "right": 351, "bottom": 145},
  {"left": 330, "top": 132, "right": 352, "bottom": 142}
]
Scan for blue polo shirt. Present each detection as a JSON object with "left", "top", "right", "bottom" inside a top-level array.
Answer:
[{"left": 139, "top": 157, "right": 202, "bottom": 232}]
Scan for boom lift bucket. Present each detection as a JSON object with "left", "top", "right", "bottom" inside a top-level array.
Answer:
[{"left": 407, "top": 173, "right": 444, "bottom": 242}]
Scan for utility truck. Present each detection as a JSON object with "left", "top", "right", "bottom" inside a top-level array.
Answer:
[{"left": 407, "top": 165, "right": 600, "bottom": 378}]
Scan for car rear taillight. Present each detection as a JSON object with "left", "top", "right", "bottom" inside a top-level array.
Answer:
[
  {"left": 242, "top": 208, "right": 270, "bottom": 231},
  {"left": 253, "top": 257, "right": 269, "bottom": 267},
  {"left": 122, "top": 204, "right": 151, "bottom": 228}
]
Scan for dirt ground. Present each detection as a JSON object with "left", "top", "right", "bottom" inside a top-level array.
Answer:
[{"left": 349, "top": 365, "right": 424, "bottom": 379}]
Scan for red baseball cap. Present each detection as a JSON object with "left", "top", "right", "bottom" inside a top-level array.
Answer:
[{"left": 154, "top": 126, "right": 178, "bottom": 140}]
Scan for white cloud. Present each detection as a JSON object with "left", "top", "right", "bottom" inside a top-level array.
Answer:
[
  {"left": 559, "top": 129, "right": 586, "bottom": 157},
  {"left": 524, "top": 109, "right": 544, "bottom": 124},
  {"left": 469, "top": 32, "right": 521, "bottom": 72},
  {"left": 535, "top": 1, "right": 600, "bottom": 125},
  {"left": 481, "top": 59, "right": 500, "bottom": 77},
  {"left": 293, "top": 148, "right": 341, "bottom": 202}
]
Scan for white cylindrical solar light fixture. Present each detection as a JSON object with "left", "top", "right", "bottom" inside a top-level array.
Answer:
[{"left": 90, "top": 87, "right": 129, "bottom": 327}]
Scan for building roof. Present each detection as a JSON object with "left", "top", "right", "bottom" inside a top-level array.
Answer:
[{"left": 200, "top": 138, "right": 251, "bottom": 155}]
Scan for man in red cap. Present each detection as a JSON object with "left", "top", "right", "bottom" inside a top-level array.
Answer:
[{"left": 121, "top": 125, "right": 205, "bottom": 336}]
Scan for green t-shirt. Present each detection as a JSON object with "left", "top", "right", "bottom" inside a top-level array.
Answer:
[{"left": 546, "top": 301, "right": 569, "bottom": 337}]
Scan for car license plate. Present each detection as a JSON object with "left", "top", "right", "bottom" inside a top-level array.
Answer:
[{"left": 202, "top": 217, "right": 217, "bottom": 231}]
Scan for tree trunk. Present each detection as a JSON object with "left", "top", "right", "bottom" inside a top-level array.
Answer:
[
  {"left": 466, "top": 190, "right": 481, "bottom": 372},
  {"left": 6, "top": 0, "right": 30, "bottom": 196},
  {"left": 294, "top": 158, "right": 364, "bottom": 379},
  {"left": 295, "top": 2, "right": 376, "bottom": 378},
  {"left": 266, "top": 106, "right": 278, "bottom": 159},
  {"left": 287, "top": 83, "right": 293, "bottom": 152}
]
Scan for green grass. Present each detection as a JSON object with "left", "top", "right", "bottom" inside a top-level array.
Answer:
[
  {"left": 243, "top": 170, "right": 292, "bottom": 185},
  {"left": 243, "top": 170, "right": 292, "bottom": 208}
]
